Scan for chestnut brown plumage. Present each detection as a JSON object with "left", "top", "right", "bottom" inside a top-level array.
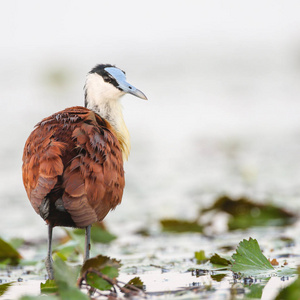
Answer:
[{"left": 22, "top": 64, "right": 147, "bottom": 279}]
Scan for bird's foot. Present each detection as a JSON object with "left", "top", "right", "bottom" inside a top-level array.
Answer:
[{"left": 45, "top": 255, "right": 54, "bottom": 280}]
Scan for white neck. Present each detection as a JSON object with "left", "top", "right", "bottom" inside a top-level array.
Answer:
[{"left": 84, "top": 73, "right": 130, "bottom": 161}]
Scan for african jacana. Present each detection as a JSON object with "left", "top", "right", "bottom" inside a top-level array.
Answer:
[{"left": 22, "top": 64, "right": 147, "bottom": 279}]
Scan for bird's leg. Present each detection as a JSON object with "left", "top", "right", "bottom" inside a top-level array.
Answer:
[
  {"left": 84, "top": 225, "right": 91, "bottom": 261},
  {"left": 45, "top": 224, "right": 54, "bottom": 280}
]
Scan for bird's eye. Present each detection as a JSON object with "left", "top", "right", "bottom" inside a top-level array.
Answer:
[{"left": 103, "top": 76, "right": 112, "bottom": 83}]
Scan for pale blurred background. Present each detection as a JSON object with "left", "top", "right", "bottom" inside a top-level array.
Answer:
[{"left": 1, "top": 1, "right": 300, "bottom": 239}]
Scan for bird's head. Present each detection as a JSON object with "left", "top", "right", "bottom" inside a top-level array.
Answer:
[{"left": 84, "top": 64, "right": 147, "bottom": 107}]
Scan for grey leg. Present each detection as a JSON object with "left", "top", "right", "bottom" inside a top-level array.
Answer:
[
  {"left": 84, "top": 225, "right": 91, "bottom": 261},
  {"left": 45, "top": 224, "right": 54, "bottom": 280}
]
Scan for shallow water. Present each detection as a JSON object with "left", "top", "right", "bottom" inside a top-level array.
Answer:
[{"left": 1, "top": 2, "right": 300, "bottom": 298}]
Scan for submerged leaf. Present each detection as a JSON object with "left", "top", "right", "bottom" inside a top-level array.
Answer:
[
  {"left": 160, "top": 219, "right": 203, "bottom": 233},
  {"left": 0, "top": 238, "right": 22, "bottom": 265},
  {"left": 231, "top": 238, "right": 274, "bottom": 276}
]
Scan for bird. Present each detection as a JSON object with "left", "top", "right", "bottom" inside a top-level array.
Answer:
[{"left": 22, "top": 64, "right": 147, "bottom": 279}]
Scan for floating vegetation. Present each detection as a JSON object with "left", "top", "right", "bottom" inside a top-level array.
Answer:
[{"left": 201, "top": 195, "right": 298, "bottom": 230}]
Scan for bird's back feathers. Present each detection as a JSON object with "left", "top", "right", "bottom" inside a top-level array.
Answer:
[{"left": 22, "top": 106, "right": 125, "bottom": 228}]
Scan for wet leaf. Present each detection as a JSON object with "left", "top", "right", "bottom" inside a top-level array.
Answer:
[
  {"left": 40, "top": 279, "right": 58, "bottom": 294},
  {"left": 160, "top": 219, "right": 203, "bottom": 233},
  {"left": 210, "top": 253, "right": 231, "bottom": 266},
  {"left": 231, "top": 238, "right": 274, "bottom": 276},
  {"left": 0, "top": 282, "right": 13, "bottom": 296},
  {"left": 81, "top": 255, "right": 121, "bottom": 277},
  {"left": 0, "top": 237, "right": 22, "bottom": 265},
  {"left": 201, "top": 196, "right": 297, "bottom": 230},
  {"left": 124, "top": 277, "right": 144, "bottom": 291}
]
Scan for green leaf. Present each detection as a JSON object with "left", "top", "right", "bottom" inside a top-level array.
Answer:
[
  {"left": 201, "top": 196, "right": 297, "bottom": 230},
  {"left": 160, "top": 219, "right": 203, "bottom": 233},
  {"left": 0, "top": 238, "right": 21, "bottom": 265},
  {"left": 59, "top": 286, "right": 90, "bottom": 300},
  {"left": 231, "top": 238, "right": 274, "bottom": 276},
  {"left": 81, "top": 255, "right": 120, "bottom": 292},
  {"left": 53, "top": 256, "right": 80, "bottom": 287},
  {"left": 40, "top": 280, "right": 58, "bottom": 294},
  {"left": 86, "top": 272, "right": 112, "bottom": 291},
  {"left": 52, "top": 257, "right": 89, "bottom": 300},
  {"left": 73, "top": 223, "right": 117, "bottom": 244},
  {"left": 20, "top": 296, "right": 58, "bottom": 300},
  {"left": 62, "top": 229, "right": 85, "bottom": 255},
  {"left": 211, "top": 274, "right": 226, "bottom": 282},
  {"left": 0, "top": 282, "right": 13, "bottom": 296},
  {"left": 81, "top": 255, "right": 121, "bottom": 277},
  {"left": 9, "top": 238, "right": 24, "bottom": 250},
  {"left": 90, "top": 226, "right": 117, "bottom": 244},
  {"left": 124, "top": 277, "right": 144, "bottom": 290},
  {"left": 246, "top": 282, "right": 268, "bottom": 299},
  {"left": 195, "top": 250, "right": 207, "bottom": 264},
  {"left": 210, "top": 253, "right": 231, "bottom": 266}
]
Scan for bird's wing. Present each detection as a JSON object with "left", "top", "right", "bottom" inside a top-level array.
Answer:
[
  {"left": 22, "top": 126, "right": 66, "bottom": 215},
  {"left": 61, "top": 111, "right": 125, "bottom": 227},
  {"left": 22, "top": 106, "right": 125, "bottom": 228}
]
